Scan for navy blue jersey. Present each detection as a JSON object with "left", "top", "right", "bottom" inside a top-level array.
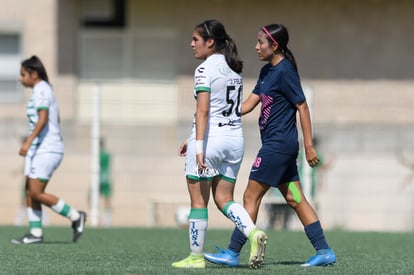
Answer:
[{"left": 252, "top": 59, "right": 306, "bottom": 154}]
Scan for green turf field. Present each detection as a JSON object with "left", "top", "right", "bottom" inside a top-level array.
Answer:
[{"left": 1, "top": 226, "right": 413, "bottom": 274}]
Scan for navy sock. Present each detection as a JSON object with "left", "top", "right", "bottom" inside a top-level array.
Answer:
[
  {"left": 228, "top": 227, "right": 247, "bottom": 253},
  {"left": 304, "top": 221, "right": 330, "bottom": 251}
]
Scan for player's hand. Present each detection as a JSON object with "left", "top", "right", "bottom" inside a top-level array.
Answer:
[
  {"left": 19, "top": 145, "right": 28, "bottom": 157},
  {"left": 19, "top": 141, "right": 30, "bottom": 156},
  {"left": 305, "top": 146, "right": 320, "bottom": 167},
  {"left": 178, "top": 139, "right": 188, "bottom": 156},
  {"left": 196, "top": 153, "right": 207, "bottom": 171}
]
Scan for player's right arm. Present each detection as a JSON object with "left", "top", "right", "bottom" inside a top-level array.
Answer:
[{"left": 178, "top": 139, "right": 188, "bottom": 157}]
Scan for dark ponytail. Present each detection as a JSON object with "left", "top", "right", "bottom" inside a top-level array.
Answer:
[
  {"left": 21, "top": 55, "right": 49, "bottom": 83},
  {"left": 262, "top": 24, "right": 298, "bottom": 72},
  {"left": 196, "top": 19, "right": 243, "bottom": 74}
]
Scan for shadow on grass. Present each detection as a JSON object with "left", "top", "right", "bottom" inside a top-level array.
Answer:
[
  {"left": 273, "top": 261, "right": 303, "bottom": 266},
  {"left": 205, "top": 264, "right": 250, "bottom": 269},
  {"left": 42, "top": 241, "right": 74, "bottom": 244},
  {"left": 206, "top": 261, "right": 303, "bottom": 269},
  {"left": 10, "top": 241, "right": 73, "bottom": 245}
]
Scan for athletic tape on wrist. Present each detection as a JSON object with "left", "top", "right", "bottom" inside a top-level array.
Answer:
[{"left": 195, "top": 140, "right": 204, "bottom": 154}]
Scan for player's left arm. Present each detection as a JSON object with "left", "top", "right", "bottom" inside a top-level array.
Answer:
[
  {"left": 195, "top": 91, "right": 210, "bottom": 169},
  {"left": 19, "top": 109, "right": 48, "bottom": 156},
  {"left": 296, "top": 101, "right": 319, "bottom": 167}
]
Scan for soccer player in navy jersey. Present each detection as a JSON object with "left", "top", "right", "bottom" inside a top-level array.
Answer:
[{"left": 204, "top": 24, "right": 336, "bottom": 268}]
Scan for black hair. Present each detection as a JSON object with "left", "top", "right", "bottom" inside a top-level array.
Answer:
[
  {"left": 21, "top": 55, "right": 49, "bottom": 83},
  {"left": 262, "top": 24, "right": 298, "bottom": 72},
  {"left": 196, "top": 19, "right": 243, "bottom": 74}
]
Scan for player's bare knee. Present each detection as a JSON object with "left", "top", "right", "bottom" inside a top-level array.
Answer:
[
  {"left": 28, "top": 190, "right": 41, "bottom": 201},
  {"left": 243, "top": 192, "right": 256, "bottom": 206},
  {"left": 214, "top": 194, "right": 233, "bottom": 210},
  {"left": 285, "top": 195, "right": 300, "bottom": 209}
]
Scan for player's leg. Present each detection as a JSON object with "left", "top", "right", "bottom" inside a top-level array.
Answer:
[
  {"left": 100, "top": 182, "right": 112, "bottom": 227},
  {"left": 172, "top": 178, "right": 210, "bottom": 268},
  {"left": 212, "top": 133, "right": 268, "bottom": 238},
  {"left": 204, "top": 133, "right": 251, "bottom": 266},
  {"left": 11, "top": 177, "right": 43, "bottom": 244},
  {"left": 204, "top": 176, "right": 243, "bottom": 267},
  {"left": 15, "top": 153, "right": 86, "bottom": 243},
  {"left": 12, "top": 177, "right": 47, "bottom": 244},
  {"left": 237, "top": 151, "right": 295, "bottom": 268},
  {"left": 34, "top": 153, "right": 86, "bottom": 241},
  {"left": 40, "top": 183, "right": 87, "bottom": 242},
  {"left": 211, "top": 176, "right": 259, "bottom": 233},
  {"left": 207, "top": 177, "right": 256, "bottom": 267},
  {"left": 279, "top": 180, "right": 336, "bottom": 267},
  {"left": 241, "top": 180, "right": 269, "bottom": 269},
  {"left": 172, "top": 134, "right": 210, "bottom": 268},
  {"left": 205, "top": 178, "right": 268, "bottom": 268}
]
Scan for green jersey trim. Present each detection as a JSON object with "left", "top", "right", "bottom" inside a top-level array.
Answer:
[{"left": 195, "top": 86, "right": 211, "bottom": 93}]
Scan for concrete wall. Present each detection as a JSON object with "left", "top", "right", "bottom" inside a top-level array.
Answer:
[
  {"left": 174, "top": 0, "right": 414, "bottom": 80},
  {"left": 4, "top": 0, "right": 414, "bottom": 121}
]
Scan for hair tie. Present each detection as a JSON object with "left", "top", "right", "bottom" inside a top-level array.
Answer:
[{"left": 262, "top": 27, "right": 277, "bottom": 44}]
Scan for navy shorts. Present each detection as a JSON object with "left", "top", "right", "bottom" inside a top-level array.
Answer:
[{"left": 249, "top": 147, "right": 299, "bottom": 188}]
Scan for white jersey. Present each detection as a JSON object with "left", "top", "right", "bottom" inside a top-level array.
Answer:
[
  {"left": 185, "top": 54, "right": 244, "bottom": 181},
  {"left": 26, "top": 80, "right": 64, "bottom": 155},
  {"left": 194, "top": 54, "right": 243, "bottom": 127}
]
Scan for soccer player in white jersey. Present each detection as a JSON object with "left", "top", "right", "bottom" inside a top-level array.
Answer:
[
  {"left": 172, "top": 20, "right": 266, "bottom": 269},
  {"left": 12, "top": 56, "right": 86, "bottom": 244}
]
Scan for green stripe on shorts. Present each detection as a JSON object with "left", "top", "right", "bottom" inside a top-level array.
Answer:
[{"left": 220, "top": 174, "right": 236, "bottom": 184}]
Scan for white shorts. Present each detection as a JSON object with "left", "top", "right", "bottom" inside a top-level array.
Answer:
[
  {"left": 25, "top": 152, "right": 63, "bottom": 182},
  {"left": 185, "top": 126, "right": 244, "bottom": 183}
]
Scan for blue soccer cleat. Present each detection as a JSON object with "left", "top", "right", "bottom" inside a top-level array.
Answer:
[
  {"left": 300, "top": 248, "right": 336, "bottom": 267},
  {"left": 204, "top": 246, "right": 239, "bottom": 267}
]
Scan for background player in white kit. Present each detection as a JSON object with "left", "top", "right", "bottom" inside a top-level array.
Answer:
[
  {"left": 12, "top": 55, "right": 86, "bottom": 244},
  {"left": 172, "top": 20, "right": 266, "bottom": 269}
]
